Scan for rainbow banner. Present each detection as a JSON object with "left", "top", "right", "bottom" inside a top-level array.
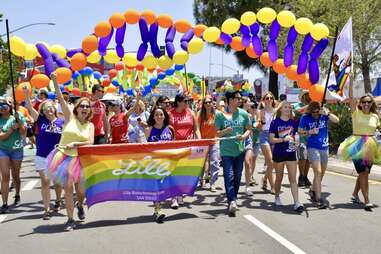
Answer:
[{"left": 78, "top": 140, "right": 212, "bottom": 207}]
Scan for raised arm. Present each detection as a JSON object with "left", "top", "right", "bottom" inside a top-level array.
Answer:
[
  {"left": 50, "top": 73, "right": 71, "bottom": 122},
  {"left": 23, "top": 86, "right": 39, "bottom": 122},
  {"left": 348, "top": 77, "right": 357, "bottom": 113}
]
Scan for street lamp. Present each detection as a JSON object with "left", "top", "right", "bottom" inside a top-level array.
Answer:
[{"left": 1, "top": 22, "right": 56, "bottom": 37}]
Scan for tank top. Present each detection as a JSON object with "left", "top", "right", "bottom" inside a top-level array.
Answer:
[
  {"left": 59, "top": 117, "right": 92, "bottom": 156},
  {"left": 109, "top": 112, "right": 129, "bottom": 144},
  {"left": 170, "top": 108, "right": 194, "bottom": 140},
  {"left": 200, "top": 113, "right": 217, "bottom": 139},
  {"left": 148, "top": 126, "right": 173, "bottom": 142},
  {"left": 263, "top": 110, "right": 273, "bottom": 131}
]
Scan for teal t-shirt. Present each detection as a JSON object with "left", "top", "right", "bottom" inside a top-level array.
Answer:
[
  {"left": 0, "top": 113, "right": 26, "bottom": 151},
  {"left": 215, "top": 108, "right": 250, "bottom": 157}
]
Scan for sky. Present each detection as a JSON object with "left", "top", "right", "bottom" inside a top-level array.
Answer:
[{"left": 0, "top": 0, "right": 264, "bottom": 82}]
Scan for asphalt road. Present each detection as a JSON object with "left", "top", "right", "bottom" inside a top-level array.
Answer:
[{"left": 1, "top": 149, "right": 381, "bottom": 254}]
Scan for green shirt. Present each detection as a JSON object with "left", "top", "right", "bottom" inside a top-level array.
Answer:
[
  {"left": 0, "top": 113, "right": 26, "bottom": 151},
  {"left": 215, "top": 108, "right": 250, "bottom": 157}
]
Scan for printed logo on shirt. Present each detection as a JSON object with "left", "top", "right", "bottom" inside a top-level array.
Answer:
[
  {"left": 307, "top": 120, "right": 326, "bottom": 129},
  {"left": 224, "top": 119, "right": 244, "bottom": 128},
  {"left": 40, "top": 123, "right": 62, "bottom": 134}
]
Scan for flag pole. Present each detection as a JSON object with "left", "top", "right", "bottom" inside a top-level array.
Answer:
[
  {"left": 184, "top": 64, "right": 189, "bottom": 93},
  {"left": 5, "top": 19, "right": 17, "bottom": 115},
  {"left": 322, "top": 26, "right": 339, "bottom": 106}
]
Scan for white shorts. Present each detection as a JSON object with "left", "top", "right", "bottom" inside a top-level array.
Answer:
[{"left": 35, "top": 156, "right": 47, "bottom": 171}]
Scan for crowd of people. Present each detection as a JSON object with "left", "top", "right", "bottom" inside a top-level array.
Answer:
[{"left": 0, "top": 75, "right": 379, "bottom": 231}]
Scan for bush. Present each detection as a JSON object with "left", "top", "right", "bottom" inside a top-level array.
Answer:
[{"left": 327, "top": 103, "right": 353, "bottom": 154}]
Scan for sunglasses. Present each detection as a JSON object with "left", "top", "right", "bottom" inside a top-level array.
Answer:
[
  {"left": 234, "top": 97, "right": 242, "bottom": 100},
  {"left": 43, "top": 105, "right": 55, "bottom": 110},
  {"left": 265, "top": 97, "right": 273, "bottom": 101},
  {"left": 361, "top": 100, "right": 372, "bottom": 104},
  {"left": 79, "top": 104, "right": 91, "bottom": 109},
  {"left": 312, "top": 110, "right": 320, "bottom": 114},
  {"left": 0, "top": 104, "right": 9, "bottom": 110},
  {"left": 96, "top": 90, "right": 104, "bottom": 93},
  {"left": 204, "top": 101, "right": 212, "bottom": 105}
]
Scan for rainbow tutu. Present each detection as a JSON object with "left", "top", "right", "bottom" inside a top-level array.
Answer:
[
  {"left": 338, "top": 135, "right": 381, "bottom": 165},
  {"left": 45, "top": 148, "right": 83, "bottom": 186}
]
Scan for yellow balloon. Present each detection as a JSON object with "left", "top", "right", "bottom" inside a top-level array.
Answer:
[
  {"left": 240, "top": 11, "right": 256, "bottom": 26},
  {"left": 10, "top": 36, "right": 26, "bottom": 57},
  {"left": 87, "top": 50, "right": 101, "bottom": 63},
  {"left": 142, "top": 54, "right": 158, "bottom": 69},
  {"left": 122, "top": 53, "right": 138, "bottom": 67},
  {"left": 188, "top": 38, "right": 204, "bottom": 54},
  {"left": 203, "top": 27, "right": 221, "bottom": 42},
  {"left": 257, "top": 7, "right": 276, "bottom": 24},
  {"left": 277, "top": 10, "right": 296, "bottom": 28},
  {"left": 158, "top": 55, "right": 173, "bottom": 70},
  {"left": 295, "top": 17, "right": 313, "bottom": 35},
  {"left": 311, "top": 23, "right": 329, "bottom": 41},
  {"left": 24, "top": 44, "right": 38, "bottom": 60},
  {"left": 221, "top": 18, "right": 240, "bottom": 34},
  {"left": 104, "top": 50, "right": 120, "bottom": 64},
  {"left": 50, "top": 44, "right": 67, "bottom": 59},
  {"left": 173, "top": 50, "right": 189, "bottom": 65}
]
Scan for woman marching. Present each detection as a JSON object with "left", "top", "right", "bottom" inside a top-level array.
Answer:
[
  {"left": 47, "top": 73, "right": 94, "bottom": 231},
  {"left": 24, "top": 88, "right": 63, "bottom": 219},
  {"left": 298, "top": 101, "right": 339, "bottom": 208},
  {"left": 269, "top": 101, "right": 304, "bottom": 212},
  {"left": 338, "top": 89, "right": 380, "bottom": 211}
]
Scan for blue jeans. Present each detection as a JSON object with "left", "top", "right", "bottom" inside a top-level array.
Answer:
[
  {"left": 221, "top": 153, "right": 245, "bottom": 203},
  {"left": 208, "top": 144, "right": 220, "bottom": 185}
]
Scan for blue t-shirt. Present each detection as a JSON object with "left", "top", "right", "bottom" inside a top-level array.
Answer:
[
  {"left": 269, "top": 118, "right": 298, "bottom": 156},
  {"left": 299, "top": 114, "right": 329, "bottom": 150},
  {"left": 35, "top": 116, "right": 64, "bottom": 157}
]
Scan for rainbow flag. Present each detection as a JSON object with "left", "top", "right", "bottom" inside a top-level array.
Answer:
[{"left": 78, "top": 140, "right": 213, "bottom": 207}]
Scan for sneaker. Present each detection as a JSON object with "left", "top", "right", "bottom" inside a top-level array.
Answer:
[
  {"left": 14, "top": 194, "right": 20, "bottom": 206},
  {"left": 364, "top": 203, "right": 374, "bottom": 211},
  {"left": 177, "top": 196, "right": 184, "bottom": 205},
  {"left": 308, "top": 189, "right": 316, "bottom": 202},
  {"left": 304, "top": 176, "right": 312, "bottom": 187},
  {"left": 210, "top": 185, "right": 217, "bottom": 192},
  {"left": 170, "top": 198, "right": 179, "bottom": 209},
  {"left": 228, "top": 201, "right": 237, "bottom": 217},
  {"left": 64, "top": 218, "right": 76, "bottom": 231},
  {"left": 0, "top": 204, "right": 9, "bottom": 214},
  {"left": 76, "top": 203, "right": 85, "bottom": 221},
  {"left": 42, "top": 211, "right": 52, "bottom": 220},
  {"left": 298, "top": 175, "right": 305, "bottom": 187},
  {"left": 275, "top": 196, "right": 283, "bottom": 206},
  {"left": 317, "top": 199, "right": 327, "bottom": 209},
  {"left": 293, "top": 202, "right": 304, "bottom": 212},
  {"left": 245, "top": 187, "right": 254, "bottom": 196},
  {"left": 153, "top": 210, "right": 165, "bottom": 223},
  {"left": 351, "top": 196, "right": 361, "bottom": 204},
  {"left": 249, "top": 176, "right": 258, "bottom": 186}
]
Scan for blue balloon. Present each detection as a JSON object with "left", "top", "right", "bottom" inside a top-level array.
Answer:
[
  {"left": 101, "top": 74, "right": 109, "bottom": 80},
  {"left": 79, "top": 69, "right": 86, "bottom": 75},
  {"left": 158, "top": 73, "right": 166, "bottom": 80},
  {"left": 165, "top": 68, "right": 175, "bottom": 76},
  {"left": 174, "top": 65, "right": 184, "bottom": 71},
  {"left": 93, "top": 71, "right": 102, "bottom": 79},
  {"left": 72, "top": 71, "right": 80, "bottom": 79},
  {"left": 48, "top": 92, "right": 56, "bottom": 100},
  {"left": 112, "top": 80, "right": 120, "bottom": 87},
  {"left": 119, "top": 85, "right": 125, "bottom": 93},
  {"left": 83, "top": 67, "right": 93, "bottom": 75},
  {"left": 149, "top": 78, "right": 159, "bottom": 86},
  {"left": 59, "top": 85, "right": 65, "bottom": 92},
  {"left": 126, "top": 88, "right": 134, "bottom": 96}
]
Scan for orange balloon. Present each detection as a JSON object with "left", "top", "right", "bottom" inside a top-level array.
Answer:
[
  {"left": 72, "top": 88, "right": 81, "bottom": 97},
  {"left": 15, "top": 82, "right": 32, "bottom": 102},
  {"left": 230, "top": 37, "right": 245, "bottom": 51},
  {"left": 124, "top": 10, "right": 140, "bottom": 24},
  {"left": 109, "top": 12, "right": 126, "bottom": 28},
  {"left": 82, "top": 35, "right": 98, "bottom": 54},
  {"left": 194, "top": 24, "right": 207, "bottom": 37},
  {"left": 141, "top": 10, "right": 156, "bottom": 24},
  {"left": 175, "top": 19, "right": 192, "bottom": 33},
  {"left": 260, "top": 52, "right": 273, "bottom": 67},
  {"left": 286, "top": 65, "right": 299, "bottom": 81},
  {"left": 273, "top": 59, "right": 287, "bottom": 74},
  {"left": 157, "top": 14, "right": 173, "bottom": 28},
  {"left": 297, "top": 73, "right": 312, "bottom": 89},
  {"left": 215, "top": 38, "right": 224, "bottom": 45},
  {"left": 70, "top": 53, "right": 87, "bottom": 71},
  {"left": 31, "top": 74, "right": 50, "bottom": 89},
  {"left": 64, "top": 86, "right": 71, "bottom": 92},
  {"left": 55, "top": 67, "right": 72, "bottom": 84},
  {"left": 246, "top": 45, "right": 258, "bottom": 58},
  {"left": 94, "top": 21, "right": 112, "bottom": 37},
  {"left": 105, "top": 85, "right": 117, "bottom": 93},
  {"left": 309, "top": 84, "right": 325, "bottom": 102}
]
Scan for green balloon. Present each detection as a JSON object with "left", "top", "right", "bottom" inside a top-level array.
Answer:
[{"left": 187, "top": 73, "right": 195, "bottom": 79}]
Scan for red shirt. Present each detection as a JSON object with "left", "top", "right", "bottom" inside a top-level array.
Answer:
[
  {"left": 109, "top": 112, "right": 129, "bottom": 144},
  {"left": 91, "top": 100, "right": 106, "bottom": 136},
  {"left": 170, "top": 108, "right": 194, "bottom": 140}
]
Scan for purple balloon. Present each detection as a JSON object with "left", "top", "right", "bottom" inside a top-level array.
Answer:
[
  {"left": 66, "top": 48, "right": 82, "bottom": 58},
  {"left": 240, "top": 25, "right": 250, "bottom": 36},
  {"left": 116, "top": 45, "right": 124, "bottom": 58},
  {"left": 308, "top": 58, "right": 320, "bottom": 84},
  {"left": 287, "top": 27, "right": 298, "bottom": 44},
  {"left": 98, "top": 48, "right": 107, "bottom": 57},
  {"left": 137, "top": 43, "right": 148, "bottom": 61},
  {"left": 284, "top": 44, "right": 294, "bottom": 67},
  {"left": 269, "top": 20, "right": 280, "bottom": 40},
  {"left": 98, "top": 28, "right": 114, "bottom": 51},
  {"left": 250, "top": 23, "right": 259, "bottom": 35},
  {"left": 139, "top": 18, "right": 150, "bottom": 43},
  {"left": 55, "top": 57, "right": 71, "bottom": 68},
  {"left": 44, "top": 57, "right": 55, "bottom": 76},
  {"left": 149, "top": 22, "right": 161, "bottom": 57},
  {"left": 181, "top": 29, "right": 194, "bottom": 42},
  {"left": 310, "top": 38, "right": 329, "bottom": 59},
  {"left": 301, "top": 34, "right": 314, "bottom": 53},
  {"left": 220, "top": 32, "right": 232, "bottom": 44},
  {"left": 180, "top": 41, "right": 188, "bottom": 51},
  {"left": 268, "top": 40, "right": 278, "bottom": 62},
  {"left": 297, "top": 52, "right": 308, "bottom": 74},
  {"left": 165, "top": 42, "right": 176, "bottom": 58},
  {"left": 242, "top": 35, "right": 251, "bottom": 48},
  {"left": 115, "top": 24, "right": 126, "bottom": 45},
  {"left": 252, "top": 36, "right": 263, "bottom": 56},
  {"left": 51, "top": 53, "right": 59, "bottom": 61},
  {"left": 165, "top": 26, "right": 176, "bottom": 42},
  {"left": 36, "top": 43, "right": 51, "bottom": 59}
]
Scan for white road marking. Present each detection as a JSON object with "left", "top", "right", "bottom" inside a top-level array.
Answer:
[
  {"left": 0, "top": 215, "right": 7, "bottom": 223},
  {"left": 21, "top": 180, "right": 38, "bottom": 191},
  {"left": 244, "top": 215, "right": 306, "bottom": 254}
]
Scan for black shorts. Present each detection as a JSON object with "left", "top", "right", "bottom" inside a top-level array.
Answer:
[
  {"left": 353, "top": 160, "right": 372, "bottom": 174},
  {"left": 273, "top": 152, "right": 297, "bottom": 163},
  {"left": 94, "top": 135, "right": 107, "bottom": 145},
  {"left": 26, "top": 127, "right": 34, "bottom": 138}
]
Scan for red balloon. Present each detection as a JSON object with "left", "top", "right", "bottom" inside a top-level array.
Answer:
[
  {"left": 72, "top": 88, "right": 81, "bottom": 96},
  {"left": 136, "top": 63, "right": 144, "bottom": 71},
  {"left": 30, "top": 69, "right": 40, "bottom": 77},
  {"left": 102, "top": 79, "right": 111, "bottom": 87},
  {"left": 115, "top": 62, "right": 124, "bottom": 71},
  {"left": 108, "top": 69, "right": 117, "bottom": 79}
]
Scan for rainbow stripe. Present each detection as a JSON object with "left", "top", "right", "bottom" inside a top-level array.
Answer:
[{"left": 78, "top": 140, "right": 213, "bottom": 207}]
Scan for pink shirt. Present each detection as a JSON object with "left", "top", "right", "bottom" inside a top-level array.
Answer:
[{"left": 170, "top": 108, "right": 194, "bottom": 140}]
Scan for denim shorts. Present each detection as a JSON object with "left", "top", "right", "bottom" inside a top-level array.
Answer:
[
  {"left": 245, "top": 137, "right": 253, "bottom": 151},
  {"left": 252, "top": 143, "right": 260, "bottom": 156},
  {"left": 307, "top": 148, "right": 328, "bottom": 166},
  {"left": 0, "top": 148, "right": 24, "bottom": 161},
  {"left": 259, "top": 130, "right": 270, "bottom": 145}
]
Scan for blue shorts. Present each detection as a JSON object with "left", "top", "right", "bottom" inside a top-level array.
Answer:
[
  {"left": 245, "top": 137, "right": 253, "bottom": 151},
  {"left": 0, "top": 148, "right": 24, "bottom": 161},
  {"left": 259, "top": 130, "right": 270, "bottom": 145},
  {"left": 307, "top": 148, "right": 328, "bottom": 166},
  {"left": 252, "top": 143, "right": 260, "bottom": 156}
]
